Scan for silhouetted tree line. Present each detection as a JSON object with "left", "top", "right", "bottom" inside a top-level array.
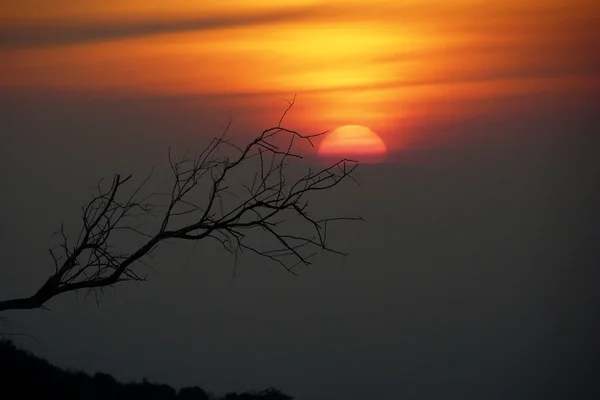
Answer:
[{"left": 0, "top": 340, "right": 293, "bottom": 400}]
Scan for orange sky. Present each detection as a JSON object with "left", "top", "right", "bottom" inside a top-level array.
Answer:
[{"left": 1, "top": 0, "right": 599, "bottom": 150}]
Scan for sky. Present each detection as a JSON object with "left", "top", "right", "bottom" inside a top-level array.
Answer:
[{"left": 1, "top": 1, "right": 599, "bottom": 399}]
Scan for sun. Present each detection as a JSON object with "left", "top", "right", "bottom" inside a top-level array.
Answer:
[{"left": 318, "top": 125, "right": 387, "bottom": 163}]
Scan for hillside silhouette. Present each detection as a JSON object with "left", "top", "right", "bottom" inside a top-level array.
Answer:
[{"left": 0, "top": 340, "right": 293, "bottom": 400}]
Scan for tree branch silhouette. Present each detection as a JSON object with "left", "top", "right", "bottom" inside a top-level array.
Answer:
[{"left": 0, "top": 101, "right": 361, "bottom": 313}]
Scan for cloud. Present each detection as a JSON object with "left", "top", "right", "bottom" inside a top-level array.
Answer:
[{"left": 0, "top": 6, "right": 323, "bottom": 49}]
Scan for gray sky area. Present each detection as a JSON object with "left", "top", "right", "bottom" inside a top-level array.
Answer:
[{"left": 1, "top": 92, "right": 598, "bottom": 399}]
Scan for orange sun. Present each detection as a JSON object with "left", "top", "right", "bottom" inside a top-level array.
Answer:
[{"left": 318, "top": 125, "right": 387, "bottom": 163}]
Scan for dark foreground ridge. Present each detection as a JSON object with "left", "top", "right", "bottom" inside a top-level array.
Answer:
[{"left": 0, "top": 340, "right": 293, "bottom": 400}]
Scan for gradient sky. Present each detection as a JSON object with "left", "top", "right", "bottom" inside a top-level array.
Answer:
[
  {"left": 2, "top": 0, "right": 599, "bottom": 149},
  {"left": 1, "top": 1, "right": 599, "bottom": 399}
]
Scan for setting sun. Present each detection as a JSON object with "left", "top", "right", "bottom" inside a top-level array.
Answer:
[{"left": 318, "top": 125, "right": 388, "bottom": 163}]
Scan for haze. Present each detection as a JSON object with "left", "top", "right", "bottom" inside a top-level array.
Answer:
[{"left": 1, "top": 1, "right": 599, "bottom": 399}]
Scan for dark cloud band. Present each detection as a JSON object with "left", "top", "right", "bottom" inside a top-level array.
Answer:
[{"left": 0, "top": 6, "right": 320, "bottom": 49}]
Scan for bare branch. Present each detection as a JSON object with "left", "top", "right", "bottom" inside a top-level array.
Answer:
[{"left": 0, "top": 101, "right": 361, "bottom": 313}]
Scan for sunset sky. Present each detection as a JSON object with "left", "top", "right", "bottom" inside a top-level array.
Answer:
[
  {"left": 2, "top": 0, "right": 599, "bottom": 151},
  {"left": 1, "top": 1, "right": 599, "bottom": 399}
]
